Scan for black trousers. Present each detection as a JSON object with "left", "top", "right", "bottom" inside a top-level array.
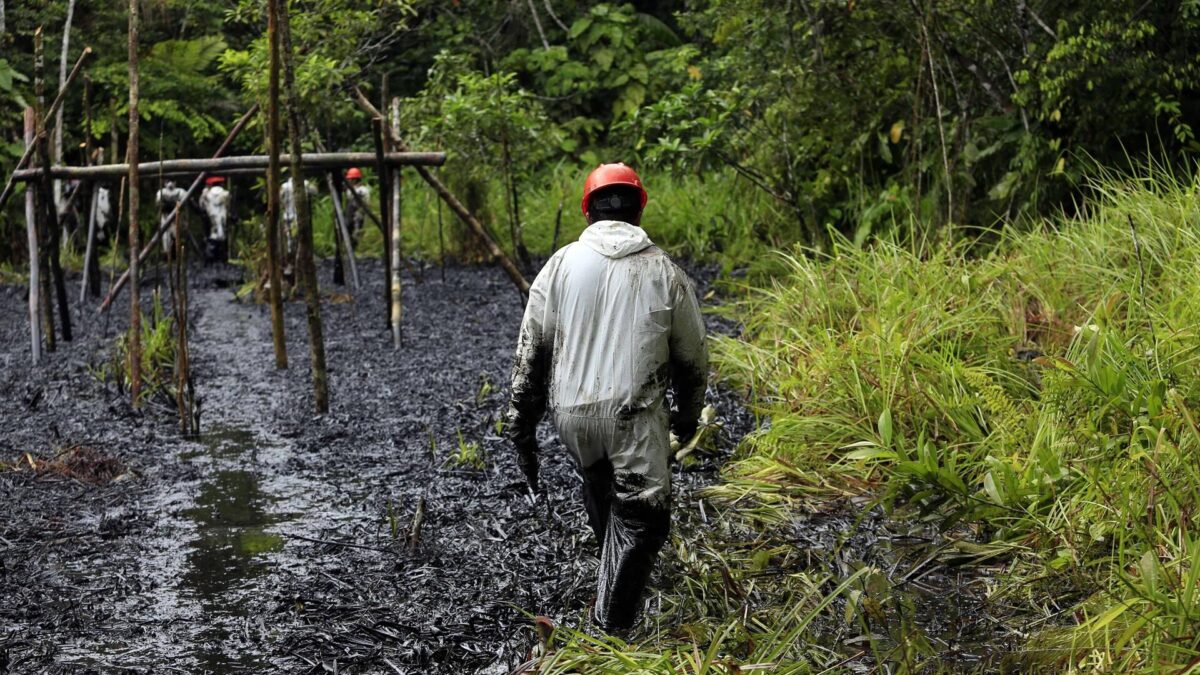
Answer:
[{"left": 581, "top": 458, "right": 671, "bottom": 631}]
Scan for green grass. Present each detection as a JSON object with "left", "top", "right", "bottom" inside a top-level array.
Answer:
[
  {"left": 711, "top": 163, "right": 1200, "bottom": 671},
  {"left": 93, "top": 290, "right": 179, "bottom": 406}
]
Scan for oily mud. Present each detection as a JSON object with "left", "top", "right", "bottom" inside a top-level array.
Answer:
[{"left": 0, "top": 259, "right": 1009, "bottom": 673}]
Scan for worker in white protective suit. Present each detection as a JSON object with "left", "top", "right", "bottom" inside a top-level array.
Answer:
[
  {"left": 156, "top": 180, "right": 188, "bottom": 258},
  {"left": 506, "top": 163, "right": 708, "bottom": 632},
  {"left": 199, "top": 175, "right": 231, "bottom": 262},
  {"left": 343, "top": 167, "right": 370, "bottom": 240},
  {"left": 281, "top": 176, "right": 317, "bottom": 277}
]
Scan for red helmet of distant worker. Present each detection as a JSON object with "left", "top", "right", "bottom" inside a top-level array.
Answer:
[
  {"left": 581, "top": 163, "right": 646, "bottom": 216},
  {"left": 346, "top": 167, "right": 362, "bottom": 180},
  {"left": 204, "top": 175, "right": 225, "bottom": 185}
]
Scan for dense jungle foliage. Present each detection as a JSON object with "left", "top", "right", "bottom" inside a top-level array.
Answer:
[
  {"left": 4, "top": 1, "right": 1200, "bottom": 671},
  {"left": 3, "top": 0, "right": 1200, "bottom": 263}
]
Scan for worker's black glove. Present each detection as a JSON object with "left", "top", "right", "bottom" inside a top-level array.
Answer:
[
  {"left": 514, "top": 439, "right": 539, "bottom": 494},
  {"left": 670, "top": 416, "right": 697, "bottom": 445}
]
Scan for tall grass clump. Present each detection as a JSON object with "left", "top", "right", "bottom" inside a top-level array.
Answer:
[
  {"left": 94, "top": 291, "right": 179, "bottom": 407},
  {"left": 713, "top": 164, "right": 1200, "bottom": 670}
]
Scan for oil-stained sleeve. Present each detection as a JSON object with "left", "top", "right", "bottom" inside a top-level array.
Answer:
[
  {"left": 506, "top": 256, "right": 559, "bottom": 448},
  {"left": 668, "top": 266, "right": 708, "bottom": 439}
]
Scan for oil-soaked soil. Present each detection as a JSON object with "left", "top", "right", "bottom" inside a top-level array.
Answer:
[{"left": 0, "top": 259, "right": 1012, "bottom": 673}]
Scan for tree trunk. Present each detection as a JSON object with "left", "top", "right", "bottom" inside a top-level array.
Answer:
[
  {"left": 265, "top": 0, "right": 288, "bottom": 369},
  {"left": 127, "top": 0, "right": 142, "bottom": 405},
  {"left": 24, "top": 108, "right": 42, "bottom": 365},
  {"left": 279, "top": 0, "right": 329, "bottom": 413}
]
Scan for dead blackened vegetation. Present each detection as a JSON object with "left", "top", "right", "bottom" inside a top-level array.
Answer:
[{"left": 1, "top": 444, "right": 130, "bottom": 484}]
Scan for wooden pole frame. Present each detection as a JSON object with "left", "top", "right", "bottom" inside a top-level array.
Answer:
[
  {"left": 352, "top": 87, "right": 530, "bottom": 294},
  {"left": 98, "top": 104, "right": 259, "bottom": 314},
  {"left": 11, "top": 151, "right": 444, "bottom": 182}
]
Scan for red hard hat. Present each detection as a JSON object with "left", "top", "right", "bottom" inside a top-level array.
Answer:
[
  {"left": 346, "top": 167, "right": 362, "bottom": 180},
  {"left": 205, "top": 175, "right": 225, "bottom": 185},
  {"left": 581, "top": 163, "right": 646, "bottom": 216}
]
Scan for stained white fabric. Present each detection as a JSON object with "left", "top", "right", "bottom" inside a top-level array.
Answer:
[
  {"left": 509, "top": 219, "right": 708, "bottom": 502},
  {"left": 199, "top": 185, "right": 230, "bottom": 241}
]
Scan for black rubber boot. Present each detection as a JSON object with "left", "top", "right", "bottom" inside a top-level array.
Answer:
[{"left": 592, "top": 495, "right": 670, "bottom": 631}]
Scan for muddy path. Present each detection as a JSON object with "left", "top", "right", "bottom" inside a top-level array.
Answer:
[{"left": 0, "top": 260, "right": 1011, "bottom": 673}]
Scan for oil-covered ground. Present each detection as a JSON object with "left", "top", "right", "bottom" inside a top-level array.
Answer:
[{"left": 0, "top": 259, "right": 1011, "bottom": 673}]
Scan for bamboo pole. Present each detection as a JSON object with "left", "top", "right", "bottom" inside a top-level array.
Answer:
[
  {"left": 372, "top": 117, "right": 392, "bottom": 329},
  {"left": 98, "top": 104, "right": 260, "bottom": 314},
  {"left": 279, "top": 0, "right": 328, "bottom": 413},
  {"left": 24, "top": 108, "right": 42, "bottom": 365},
  {"left": 127, "top": 0, "right": 142, "bottom": 405},
  {"left": 436, "top": 188, "right": 446, "bottom": 282},
  {"left": 352, "top": 87, "right": 529, "bottom": 294},
  {"left": 389, "top": 98, "right": 403, "bottom": 349},
  {"left": 266, "top": 0, "right": 287, "bottom": 369},
  {"left": 11, "top": 152, "right": 444, "bottom": 182},
  {"left": 0, "top": 46, "right": 92, "bottom": 210}
]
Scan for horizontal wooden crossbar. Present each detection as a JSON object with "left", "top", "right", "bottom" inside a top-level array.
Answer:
[{"left": 10, "top": 151, "right": 445, "bottom": 182}]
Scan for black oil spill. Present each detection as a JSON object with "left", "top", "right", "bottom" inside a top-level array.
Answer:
[{"left": 0, "top": 260, "right": 1019, "bottom": 673}]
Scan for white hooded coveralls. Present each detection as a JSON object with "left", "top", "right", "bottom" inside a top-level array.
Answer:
[
  {"left": 199, "top": 185, "right": 230, "bottom": 242},
  {"left": 507, "top": 219, "right": 707, "bottom": 629}
]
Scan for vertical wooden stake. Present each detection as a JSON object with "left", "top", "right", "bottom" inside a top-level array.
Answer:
[
  {"left": 127, "top": 0, "right": 142, "bottom": 405},
  {"left": 24, "top": 108, "right": 42, "bottom": 365},
  {"left": 279, "top": 0, "right": 329, "bottom": 413},
  {"left": 389, "top": 98, "right": 402, "bottom": 349},
  {"left": 265, "top": 0, "right": 288, "bottom": 370},
  {"left": 81, "top": 149, "right": 101, "bottom": 303},
  {"left": 371, "top": 117, "right": 392, "bottom": 329}
]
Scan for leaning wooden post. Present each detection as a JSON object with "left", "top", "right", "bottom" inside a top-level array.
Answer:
[
  {"left": 127, "top": 0, "right": 142, "bottom": 405},
  {"left": 279, "top": 0, "right": 329, "bottom": 413},
  {"left": 324, "top": 170, "right": 360, "bottom": 290},
  {"left": 371, "top": 117, "right": 392, "bottom": 328},
  {"left": 80, "top": 76, "right": 100, "bottom": 301},
  {"left": 265, "top": 0, "right": 288, "bottom": 369},
  {"left": 24, "top": 108, "right": 43, "bottom": 365},
  {"left": 0, "top": 46, "right": 92, "bottom": 211},
  {"left": 389, "top": 98, "right": 403, "bottom": 348},
  {"left": 352, "top": 88, "right": 530, "bottom": 294}
]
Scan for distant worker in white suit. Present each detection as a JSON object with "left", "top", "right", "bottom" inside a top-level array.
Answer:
[
  {"left": 199, "top": 175, "right": 231, "bottom": 262},
  {"left": 156, "top": 180, "right": 188, "bottom": 258}
]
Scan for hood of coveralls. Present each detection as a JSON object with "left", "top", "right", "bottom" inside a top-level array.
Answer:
[{"left": 579, "top": 220, "right": 653, "bottom": 258}]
